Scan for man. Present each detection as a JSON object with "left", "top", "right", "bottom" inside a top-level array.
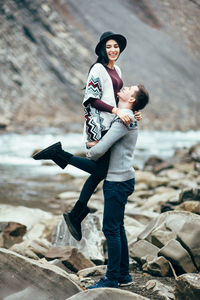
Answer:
[
  {"left": 86, "top": 84, "right": 149, "bottom": 289},
  {"left": 32, "top": 85, "right": 149, "bottom": 280}
]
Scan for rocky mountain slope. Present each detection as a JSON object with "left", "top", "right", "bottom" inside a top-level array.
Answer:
[{"left": 0, "top": 0, "right": 200, "bottom": 132}]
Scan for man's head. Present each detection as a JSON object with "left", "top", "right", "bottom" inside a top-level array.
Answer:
[{"left": 117, "top": 85, "right": 149, "bottom": 111}]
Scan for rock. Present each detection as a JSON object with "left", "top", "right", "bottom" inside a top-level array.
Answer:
[
  {"left": 179, "top": 187, "right": 200, "bottom": 202},
  {"left": 66, "top": 288, "right": 150, "bottom": 300},
  {"left": 138, "top": 211, "right": 200, "bottom": 243},
  {"left": 159, "top": 169, "right": 185, "bottom": 180},
  {"left": 3, "top": 286, "right": 50, "bottom": 300},
  {"left": 153, "top": 162, "right": 174, "bottom": 174},
  {"left": 45, "top": 246, "right": 95, "bottom": 272},
  {"left": 158, "top": 239, "right": 197, "bottom": 273},
  {"left": 0, "top": 204, "right": 56, "bottom": 241},
  {"left": 195, "top": 162, "right": 200, "bottom": 172},
  {"left": 52, "top": 214, "right": 105, "bottom": 264},
  {"left": 175, "top": 221, "right": 200, "bottom": 269},
  {"left": 57, "top": 191, "right": 82, "bottom": 200},
  {"left": 144, "top": 156, "right": 164, "bottom": 171},
  {"left": 0, "top": 118, "right": 10, "bottom": 129},
  {"left": 189, "top": 143, "right": 200, "bottom": 162},
  {"left": 175, "top": 273, "right": 200, "bottom": 300},
  {"left": 151, "top": 228, "right": 176, "bottom": 248},
  {"left": 176, "top": 201, "right": 200, "bottom": 214},
  {"left": 138, "top": 189, "right": 180, "bottom": 212},
  {"left": 125, "top": 210, "right": 159, "bottom": 226},
  {"left": 138, "top": 211, "right": 200, "bottom": 272},
  {"left": 169, "top": 178, "right": 199, "bottom": 190},
  {"left": 129, "top": 240, "right": 159, "bottom": 264},
  {"left": 0, "top": 248, "right": 81, "bottom": 299},
  {"left": 145, "top": 279, "right": 175, "bottom": 299},
  {"left": 0, "top": 222, "right": 26, "bottom": 248},
  {"left": 124, "top": 215, "right": 145, "bottom": 243},
  {"left": 10, "top": 239, "right": 51, "bottom": 260},
  {"left": 77, "top": 265, "right": 107, "bottom": 277},
  {"left": 144, "top": 256, "right": 171, "bottom": 277},
  {"left": 135, "top": 171, "right": 169, "bottom": 189},
  {"left": 144, "top": 156, "right": 174, "bottom": 174}
]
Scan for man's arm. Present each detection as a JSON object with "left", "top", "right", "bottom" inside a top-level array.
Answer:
[{"left": 87, "top": 118, "right": 128, "bottom": 160}]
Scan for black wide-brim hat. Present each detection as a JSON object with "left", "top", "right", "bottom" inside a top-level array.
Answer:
[{"left": 95, "top": 31, "right": 127, "bottom": 55}]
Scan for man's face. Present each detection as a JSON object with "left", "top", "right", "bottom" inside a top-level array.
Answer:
[{"left": 117, "top": 86, "right": 139, "bottom": 102}]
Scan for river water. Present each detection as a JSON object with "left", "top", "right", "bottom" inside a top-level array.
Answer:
[
  {"left": 0, "top": 129, "right": 200, "bottom": 175},
  {"left": 0, "top": 129, "right": 199, "bottom": 212}
]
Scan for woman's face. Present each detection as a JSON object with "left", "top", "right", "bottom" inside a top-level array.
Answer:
[{"left": 105, "top": 39, "right": 120, "bottom": 63}]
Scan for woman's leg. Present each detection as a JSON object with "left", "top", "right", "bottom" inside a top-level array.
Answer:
[
  {"left": 63, "top": 150, "right": 110, "bottom": 241},
  {"left": 33, "top": 141, "right": 108, "bottom": 178}
]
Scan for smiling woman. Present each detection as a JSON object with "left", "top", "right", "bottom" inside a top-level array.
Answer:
[{"left": 105, "top": 39, "right": 120, "bottom": 69}]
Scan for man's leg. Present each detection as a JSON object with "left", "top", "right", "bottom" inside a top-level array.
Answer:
[
  {"left": 87, "top": 180, "right": 122, "bottom": 289},
  {"left": 118, "top": 178, "right": 135, "bottom": 286}
]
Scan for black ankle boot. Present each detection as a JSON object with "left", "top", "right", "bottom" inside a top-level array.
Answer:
[
  {"left": 32, "top": 142, "right": 73, "bottom": 169},
  {"left": 63, "top": 202, "right": 90, "bottom": 241}
]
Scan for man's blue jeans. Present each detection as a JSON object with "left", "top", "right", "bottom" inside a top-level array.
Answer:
[{"left": 102, "top": 178, "right": 135, "bottom": 282}]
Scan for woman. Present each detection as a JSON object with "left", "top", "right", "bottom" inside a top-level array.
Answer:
[{"left": 33, "top": 31, "right": 141, "bottom": 241}]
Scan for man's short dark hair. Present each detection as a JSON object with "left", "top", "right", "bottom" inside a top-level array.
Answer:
[{"left": 132, "top": 84, "right": 149, "bottom": 111}]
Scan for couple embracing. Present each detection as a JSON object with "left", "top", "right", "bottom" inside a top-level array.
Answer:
[{"left": 33, "top": 31, "right": 149, "bottom": 289}]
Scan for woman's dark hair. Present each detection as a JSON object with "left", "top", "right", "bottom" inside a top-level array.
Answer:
[
  {"left": 83, "top": 40, "right": 120, "bottom": 89},
  {"left": 87, "top": 41, "right": 109, "bottom": 74},
  {"left": 88, "top": 39, "right": 121, "bottom": 73}
]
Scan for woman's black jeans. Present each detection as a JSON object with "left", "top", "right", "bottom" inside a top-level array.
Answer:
[{"left": 69, "top": 149, "right": 110, "bottom": 205}]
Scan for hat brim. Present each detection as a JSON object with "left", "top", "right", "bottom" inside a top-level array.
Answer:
[{"left": 95, "top": 34, "right": 127, "bottom": 55}]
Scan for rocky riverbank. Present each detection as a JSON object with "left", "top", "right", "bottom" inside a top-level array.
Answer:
[
  {"left": 0, "top": 143, "right": 200, "bottom": 299},
  {"left": 1, "top": 0, "right": 200, "bottom": 132}
]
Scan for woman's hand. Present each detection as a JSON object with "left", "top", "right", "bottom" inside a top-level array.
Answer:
[
  {"left": 86, "top": 141, "right": 99, "bottom": 148},
  {"left": 134, "top": 111, "right": 142, "bottom": 121},
  {"left": 112, "top": 108, "right": 133, "bottom": 125}
]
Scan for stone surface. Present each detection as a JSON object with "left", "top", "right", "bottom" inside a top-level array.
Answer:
[
  {"left": 0, "top": 222, "right": 26, "bottom": 248},
  {"left": 175, "top": 273, "right": 200, "bottom": 300},
  {"left": 66, "top": 288, "right": 150, "bottom": 300},
  {"left": 129, "top": 240, "right": 159, "bottom": 264},
  {"left": 52, "top": 215, "right": 105, "bottom": 264},
  {"left": 0, "top": 248, "right": 81, "bottom": 299},
  {"left": 158, "top": 239, "right": 197, "bottom": 273},
  {"left": 144, "top": 256, "right": 171, "bottom": 277},
  {"left": 179, "top": 187, "right": 200, "bottom": 202},
  {"left": 10, "top": 239, "right": 51, "bottom": 260},
  {"left": 145, "top": 280, "right": 175, "bottom": 299},
  {"left": 189, "top": 144, "right": 200, "bottom": 162},
  {"left": 176, "top": 201, "right": 200, "bottom": 214},
  {"left": 77, "top": 265, "right": 107, "bottom": 277},
  {"left": 176, "top": 221, "right": 200, "bottom": 269},
  {"left": 45, "top": 246, "right": 95, "bottom": 272},
  {"left": 0, "top": 204, "right": 56, "bottom": 241}
]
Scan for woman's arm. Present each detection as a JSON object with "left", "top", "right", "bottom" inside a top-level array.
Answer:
[{"left": 88, "top": 98, "right": 133, "bottom": 124}]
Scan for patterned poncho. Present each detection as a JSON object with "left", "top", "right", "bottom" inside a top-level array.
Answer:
[{"left": 82, "top": 63, "right": 122, "bottom": 142}]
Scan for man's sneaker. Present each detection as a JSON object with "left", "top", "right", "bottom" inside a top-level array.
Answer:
[
  {"left": 118, "top": 274, "right": 133, "bottom": 287},
  {"left": 87, "top": 276, "right": 118, "bottom": 289}
]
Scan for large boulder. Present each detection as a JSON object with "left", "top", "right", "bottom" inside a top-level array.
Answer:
[
  {"left": 10, "top": 239, "right": 51, "bottom": 260},
  {"left": 158, "top": 239, "right": 197, "bottom": 273},
  {"left": 0, "top": 204, "right": 57, "bottom": 241},
  {"left": 52, "top": 214, "right": 105, "bottom": 264},
  {"left": 45, "top": 246, "right": 95, "bottom": 272},
  {"left": 137, "top": 211, "right": 200, "bottom": 274},
  {"left": 0, "top": 248, "right": 81, "bottom": 299},
  {"left": 129, "top": 240, "right": 159, "bottom": 264},
  {"left": 66, "top": 288, "right": 150, "bottom": 300},
  {"left": 0, "top": 222, "right": 26, "bottom": 248},
  {"left": 175, "top": 273, "right": 200, "bottom": 300}
]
